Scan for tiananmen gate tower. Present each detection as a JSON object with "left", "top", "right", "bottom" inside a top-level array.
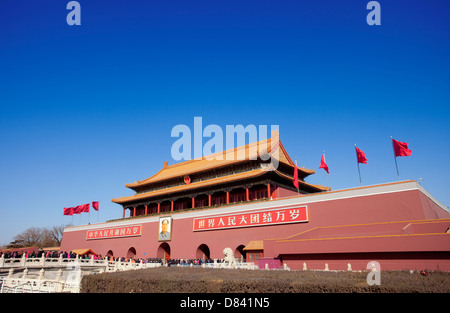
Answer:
[{"left": 60, "top": 132, "right": 450, "bottom": 270}]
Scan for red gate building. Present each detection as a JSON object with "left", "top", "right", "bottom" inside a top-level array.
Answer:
[{"left": 60, "top": 133, "right": 450, "bottom": 270}]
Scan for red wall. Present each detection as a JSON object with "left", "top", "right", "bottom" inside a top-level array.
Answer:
[{"left": 60, "top": 183, "right": 450, "bottom": 270}]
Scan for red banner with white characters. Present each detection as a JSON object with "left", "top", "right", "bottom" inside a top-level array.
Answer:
[
  {"left": 193, "top": 206, "right": 307, "bottom": 231},
  {"left": 86, "top": 225, "right": 142, "bottom": 240}
]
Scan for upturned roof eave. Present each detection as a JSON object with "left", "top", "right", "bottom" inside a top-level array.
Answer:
[
  {"left": 125, "top": 143, "right": 314, "bottom": 190},
  {"left": 112, "top": 168, "right": 269, "bottom": 205}
]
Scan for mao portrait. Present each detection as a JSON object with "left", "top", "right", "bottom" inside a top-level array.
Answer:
[{"left": 158, "top": 217, "right": 172, "bottom": 241}]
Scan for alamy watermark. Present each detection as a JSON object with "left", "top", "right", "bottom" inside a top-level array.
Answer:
[
  {"left": 366, "top": 261, "right": 381, "bottom": 286},
  {"left": 366, "top": 1, "right": 381, "bottom": 26},
  {"left": 66, "top": 1, "right": 81, "bottom": 26},
  {"left": 170, "top": 117, "right": 280, "bottom": 170},
  {"left": 65, "top": 260, "right": 82, "bottom": 284},
  {"left": 66, "top": 1, "right": 380, "bottom": 27}
]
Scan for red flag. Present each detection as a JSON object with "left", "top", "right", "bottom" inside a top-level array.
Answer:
[
  {"left": 80, "top": 203, "right": 90, "bottom": 213},
  {"left": 319, "top": 154, "right": 329, "bottom": 173},
  {"left": 293, "top": 160, "right": 299, "bottom": 189},
  {"left": 63, "top": 207, "right": 73, "bottom": 216},
  {"left": 92, "top": 201, "right": 99, "bottom": 211},
  {"left": 355, "top": 146, "right": 368, "bottom": 164},
  {"left": 72, "top": 205, "right": 82, "bottom": 214},
  {"left": 392, "top": 138, "right": 412, "bottom": 157}
]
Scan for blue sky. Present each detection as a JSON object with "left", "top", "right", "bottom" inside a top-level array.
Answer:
[{"left": 0, "top": 0, "right": 449, "bottom": 245}]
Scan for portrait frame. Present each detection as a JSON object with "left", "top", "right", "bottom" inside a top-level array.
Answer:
[{"left": 158, "top": 216, "right": 172, "bottom": 241}]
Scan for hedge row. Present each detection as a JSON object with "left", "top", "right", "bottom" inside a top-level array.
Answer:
[{"left": 80, "top": 267, "right": 450, "bottom": 293}]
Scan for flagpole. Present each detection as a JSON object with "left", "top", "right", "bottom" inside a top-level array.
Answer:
[
  {"left": 323, "top": 151, "right": 329, "bottom": 187},
  {"left": 92, "top": 201, "right": 100, "bottom": 223},
  {"left": 355, "top": 144, "right": 362, "bottom": 186},
  {"left": 357, "top": 163, "right": 362, "bottom": 186},
  {"left": 390, "top": 136, "right": 400, "bottom": 181},
  {"left": 295, "top": 158, "right": 299, "bottom": 196}
]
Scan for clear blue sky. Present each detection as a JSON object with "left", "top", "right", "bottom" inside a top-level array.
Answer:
[{"left": 0, "top": 0, "right": 449, "bottom": 245}]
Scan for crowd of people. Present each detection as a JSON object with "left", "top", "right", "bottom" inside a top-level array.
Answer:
[
  {"left": 163, "top": 258, "right": 223, "bottom": 267},
  {"left": 0, "top": 249, "right": 74, "bottom": 259},
  {"left": 0, "top": 250, "right": 230, "bottom": 267},
  {"left": 98, "top": 256, "right": 226, "bottom": 266}
]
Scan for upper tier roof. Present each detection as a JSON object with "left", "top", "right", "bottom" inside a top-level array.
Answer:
[
  {"left": 125, "top": 130, "right": 314, "bottom": 190},
  {"left": 112, "top": 167, "right": 329, "bottom": 205}
]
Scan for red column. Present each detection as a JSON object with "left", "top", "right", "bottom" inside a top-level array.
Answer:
[
  {"left": 171, "top": 200, "right": 174, "bottom": 212},
  {"left": 267, "top": 183, "right": 271, "bottom": 199},
  {"left": 246, "top": 188, "right": 250, "bottom": 201},
  {"left": 208, "top": 194, "right": 212, "bottom": 206},
  {"left": 123, "top": 208, "right": 125, "bottom": 219},
  {"left": 133, "top": 207, "right": 136, "bottom": 217},
  {"left": 226, "top": 191, "right": 230, "bottom": 204},
  {"left": 145, "top": 205, "right": 148, "bottom": 215},
  {"left": 192, "top": 197, "right": 195, "bottom": 209},
  {"left": 157, "top": 202, "right": 160, "bottom": 214}
]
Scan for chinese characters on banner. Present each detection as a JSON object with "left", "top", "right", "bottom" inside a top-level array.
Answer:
[
  {"left": 193, "top": 207, "right": 307, "bottom": 231},
  {"left": 86, "top": 225, "right": 142, "bottom": 240}
]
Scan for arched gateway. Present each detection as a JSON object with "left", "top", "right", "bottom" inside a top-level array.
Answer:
[
  {"left": 196, "top": 244, "right": 210, "bottom": 259},
  {"left": 127, "top": 247, "right": 136, "bottom": 259},
  {"left": 157, "top": 242, "right": 170, "bottom": 260}
]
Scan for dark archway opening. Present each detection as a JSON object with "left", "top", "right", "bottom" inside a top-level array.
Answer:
[
  {"left": 196, "top": 244, "right": 210, "bottom": 259},
  {"left": 235, "top": 245, "right": 246, "bottom": 262},
  {"left": 157, "top": 242, "right": 171, "bottom": 260},
  {"left": 127, "top": 247, "right": 136, "bottom": 259}
]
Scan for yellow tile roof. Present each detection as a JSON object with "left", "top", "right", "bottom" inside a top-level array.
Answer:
[
  {"left": 112, "top": 169, "right": 266, "bottom": 204},
  {"left": 72, "top": 249, "right": 96, "bottom": 255},
  {"left": 243, "top": 240, "right": 264, "bottom": 250},
  {"left": 125, "top": 131, "right": 313, "bottom": 189}
]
